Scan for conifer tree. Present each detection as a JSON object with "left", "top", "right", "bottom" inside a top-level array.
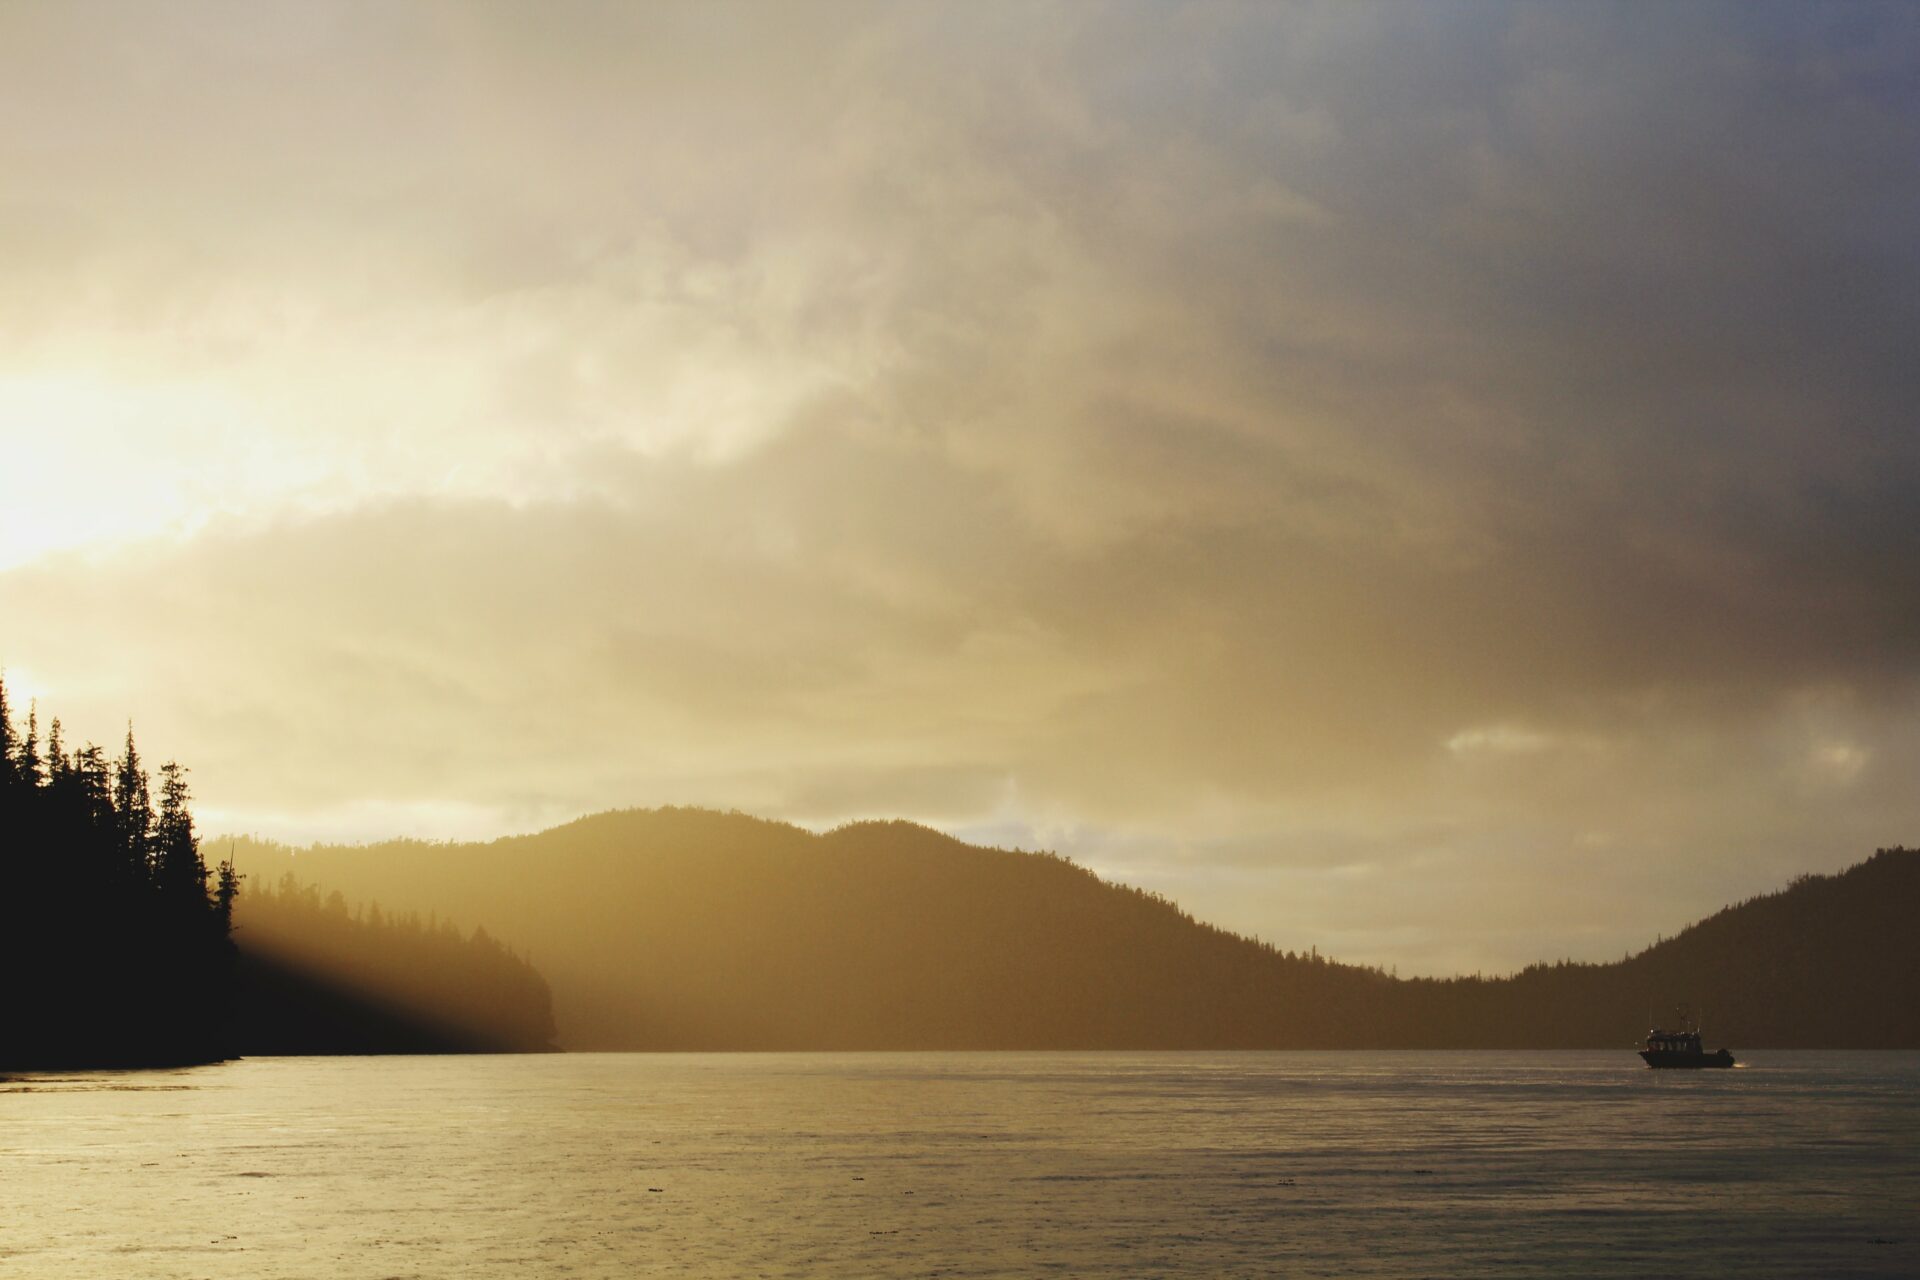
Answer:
[
  {"left": 153, "top": 761, "right": 208, "bottom": 910},
  {"left": 214, "top": 856, "right": 242, "bottom": 931},
  {"left": 46, "top": 716, "right": 65, "bottom": 784},
  {"left": 115, "top": 728, "right": 153, "bottom": 886},
  {"left": 0, "top": 672, "right": 14, "bottom": 791},
  {"left": 0, "top": 675, "right": 15, "bottom": 829},
  {"left": 18, "top": 702, "right": 42, "bottom": 788}
]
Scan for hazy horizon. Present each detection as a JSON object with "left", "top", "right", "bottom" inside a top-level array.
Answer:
[{"left": 6, "top": 1, "right": 1919, "bottom": 978}]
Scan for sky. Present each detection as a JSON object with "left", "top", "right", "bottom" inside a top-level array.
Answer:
[{"left": 3, "top": 1, "right": 1918, "bottom": 976}]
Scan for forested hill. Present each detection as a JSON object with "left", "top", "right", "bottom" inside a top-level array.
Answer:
[
  {"left": 226, "top": 810, "right": 1920, "bottom": 1050},
  {"left": 1384, "top": 846, "right": 1920, "bottom": 1048},
  {"left": 232, "top": 877, "right": 558, "bottom": 1054},
  {"left": 228, "top": 810, "right": 1389, "bottom": 1050}
]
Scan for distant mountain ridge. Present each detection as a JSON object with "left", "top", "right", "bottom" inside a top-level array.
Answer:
[{"left": 225, "top": 809, "right": 1920, "bottom": 1050}]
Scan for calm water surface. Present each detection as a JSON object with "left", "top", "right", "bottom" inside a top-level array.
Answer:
[{"left": 4, "top": 1051, "right": 1916, "bottom": 1277}]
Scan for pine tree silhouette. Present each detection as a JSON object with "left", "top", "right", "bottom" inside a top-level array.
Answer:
[{"left": 0, "top": 674, "right": 237, "bottom": 1068}]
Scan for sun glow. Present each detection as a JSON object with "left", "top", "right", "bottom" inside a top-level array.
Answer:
[{"left": 0, "top": 372, "right": 268, "bottom": 570}]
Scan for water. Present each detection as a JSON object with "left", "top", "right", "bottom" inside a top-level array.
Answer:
[{"left": 4, "top": 1051, "right": 1916, "bottom": 1277}]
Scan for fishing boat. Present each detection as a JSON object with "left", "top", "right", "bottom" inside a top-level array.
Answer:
[{"left": 1640, "top": 1011, "right": 1735, "bottom": 1069}]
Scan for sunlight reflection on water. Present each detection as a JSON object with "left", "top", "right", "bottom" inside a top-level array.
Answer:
[{"left": 3, "top": 1051, "right": 1916, "bottom": 1277}]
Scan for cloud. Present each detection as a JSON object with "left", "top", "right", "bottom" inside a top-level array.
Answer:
[
  {"left": 4, "top": 1, "right": 1920, "bottom": 972},
  {"left": 1446, "top": 725, "right": 1558, "bottom": 757}
]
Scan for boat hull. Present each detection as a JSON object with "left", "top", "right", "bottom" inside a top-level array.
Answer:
[{"left": 1640, "top": 1048, "right": 1735, "bottom": 1069}]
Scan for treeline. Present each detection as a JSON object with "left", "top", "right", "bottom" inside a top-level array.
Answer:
[
  {"left": 1371, "top": 847, "right": 1920, "bottom": 1048},
  {"left": 223, "top": 809, "right": 1440, "bottom": 1049},
  {"left": 229, "top": 809, "right": 1920, "bottom": 1050},
  {"left": 0, "top": 676, "right": 236, "bottom": 1067},
  {"left": 0, "top": 674, "right": 557, "bottom": 1066},
  {"left": 233, "top": 875, "right": 557, "bottom": 1053}
]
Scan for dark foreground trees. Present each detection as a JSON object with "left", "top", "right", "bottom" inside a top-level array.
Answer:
[{"left": 0, "top": 676, "right": 236, "bottom": 1067}]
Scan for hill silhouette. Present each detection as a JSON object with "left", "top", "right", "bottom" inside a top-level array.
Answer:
[
  {"left": 226, "top": 809, "right": 1920, "bottom": 1050},
  {"left": 1379, "top": 848, "right": 1920, "bottom": 1048}
]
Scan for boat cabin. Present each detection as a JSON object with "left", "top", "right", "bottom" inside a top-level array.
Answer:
[{"left": 1645, "top": 1028, "right": 1704, "bottom": 1053}]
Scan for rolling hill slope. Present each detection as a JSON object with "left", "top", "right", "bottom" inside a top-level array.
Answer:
[{"left": 226, "top": 809, "right": 1920, "bottom": 1050}]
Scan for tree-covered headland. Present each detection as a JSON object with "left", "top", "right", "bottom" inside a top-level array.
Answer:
[
  {"left": 0, "top": 674, "right": 238, "bottom": 1068},
  {"left": 0, "top": 674, "right": 559, "bottom": 1064},
  {"left": 234, "top": 874, "right": 558, "bottom": 1053}
]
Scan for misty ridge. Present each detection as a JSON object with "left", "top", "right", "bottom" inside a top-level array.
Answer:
[{"left": 231, "top": 807, "right": 1920, "bottom": 1052}]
